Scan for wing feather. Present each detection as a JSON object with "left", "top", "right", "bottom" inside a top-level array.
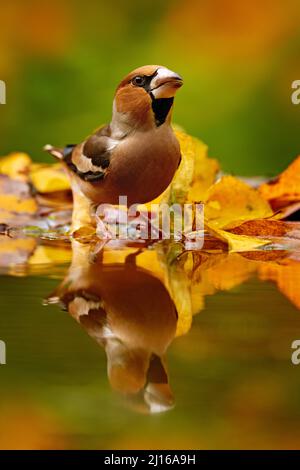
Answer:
[{"left": 65, "top": 126, "right": 114, "bottom": 182}]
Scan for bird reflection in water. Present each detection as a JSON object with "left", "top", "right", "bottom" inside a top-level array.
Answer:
[{"left": 46, "top": 240, "right": 181, "bottom": 414}]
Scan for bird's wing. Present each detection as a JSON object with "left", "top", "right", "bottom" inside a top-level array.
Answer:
[{"left": 64, "top": 125, "right": 114, "bottom": 183}]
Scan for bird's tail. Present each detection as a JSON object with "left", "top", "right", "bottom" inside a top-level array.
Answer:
[
  {"left": 43, "top": 144, "right": 64, "bottom": 160},
  {"left": 43, "top": 144, "right": 76, "bottom": 160}
]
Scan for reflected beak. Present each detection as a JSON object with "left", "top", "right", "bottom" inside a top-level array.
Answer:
[{"left": 150, "top": 67, "right": 183, "bottom": 99}]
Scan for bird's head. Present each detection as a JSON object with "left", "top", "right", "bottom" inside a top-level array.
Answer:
[{"left": 112, "top": 65, "right": 183, "bottom": 132}]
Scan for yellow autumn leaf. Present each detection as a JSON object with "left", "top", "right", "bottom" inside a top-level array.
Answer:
[
  {"left": 170, "top": 129, "right": 218, "bottom": 204},
  {"left": 188, "top": 157, "right": 219, "bottom": 202},
  {"left": 0, "top": 172, "right": 38, "bottom": 225},
  {"left": 144, "top": 128, "right": 218, "bottom": 209},
  {"left": 167, "top": 129, "right": 201, "bottom": 204},
  {"left": 30, "top": 163, "right": 70, "bottom": 193},
  {"left": 205, "top": 175, "right": 273, "bottom": 229},
  {"left": 0, "top": 152, "right": 31, "bottom": 181},
  {"left": 0, "top": 194, "right": 37, "bottom": 214}
]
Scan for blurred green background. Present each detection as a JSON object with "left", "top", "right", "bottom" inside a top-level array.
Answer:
[{"left": 0, "top": 0, "right": 300, "bottom": 175}]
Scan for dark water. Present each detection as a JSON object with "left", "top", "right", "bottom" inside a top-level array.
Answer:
[{"left": 1, "top": 242, "right": 300, "bottom": 450}]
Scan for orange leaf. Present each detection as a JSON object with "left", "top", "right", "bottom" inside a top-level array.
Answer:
[
  {"left": 259, "top": 258, "right": 300, "bottom": 310},
  {"left": 259, "top": 156, "right": 300, "bottom": 206}
]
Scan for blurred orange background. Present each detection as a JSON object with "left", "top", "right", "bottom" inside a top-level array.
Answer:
[{"left": 0, "top": 0, "right": 300, "bottom": 175}]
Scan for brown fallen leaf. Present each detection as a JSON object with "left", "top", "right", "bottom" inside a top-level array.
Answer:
[
  {"left": 229, "top": 219, "right": 300, "bottom": 238},
  {"left": 239, "top": 250, "right": 288, "bottom": 262},
  {"left": 201, "top": 234, "right": 228, "bottom": 252},
  {"left": 272, "top": 201, "right": 300, "bottom": 220}
]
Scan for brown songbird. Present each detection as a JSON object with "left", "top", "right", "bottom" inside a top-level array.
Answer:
[{"left": 44, "top": 65, "right": 183, "bottom": 208}]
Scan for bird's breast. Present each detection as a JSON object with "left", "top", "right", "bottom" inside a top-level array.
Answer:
[{"left": 74, "top": 128, "right": 181, "bottom": 206}]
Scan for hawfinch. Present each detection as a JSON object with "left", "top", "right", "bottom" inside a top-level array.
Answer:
[{"left": 44, "top": 65, "right": 183, "bottom": 207}]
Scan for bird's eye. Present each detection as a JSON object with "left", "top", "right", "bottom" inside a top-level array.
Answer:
[{"left": 132, "top": 75, "right": 146, "bottom": 87}]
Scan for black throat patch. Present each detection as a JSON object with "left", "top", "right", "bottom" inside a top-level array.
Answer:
[{"left": 151, "top": 97, "right": 174, "bottom": 127}]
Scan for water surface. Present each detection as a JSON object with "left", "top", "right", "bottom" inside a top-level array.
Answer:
[{"left": 1, "top": 241, "right": 300, "bottom": 449}]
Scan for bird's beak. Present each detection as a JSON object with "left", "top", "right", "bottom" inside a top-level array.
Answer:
[{"left": 150, "top": 67, "right": 183, "bottom": 99}]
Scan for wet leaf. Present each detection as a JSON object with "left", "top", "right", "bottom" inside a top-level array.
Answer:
[
  {"left": 239, "top": 250, "right": 288, "bottom": 262},
  {"left": 259, "top": 156, "right": 300, "bottom": 207},
  {"left": 205, "top": 175, "right": 273, "bottom": 229},
  {"left": 273, "top": 201, "right": 300, "bottom": 220},
  {"left": 205, "top": 223, "right": 271, "bottom": 252},
  {"left": 145, "top": 129, "right": 219, "bottom": 208},
  {"left": 171, "top": 129, "right": 219, "bottom": 204},
  {"left": 229, "top": 219, "right": 300, "bottom": 238}
]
